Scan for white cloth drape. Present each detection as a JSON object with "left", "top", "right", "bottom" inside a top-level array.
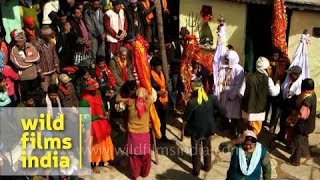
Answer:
[
  {"left": 281, "top": 33, "right": 309, "bottom": 99},
  {"left": 290, "top": 34, "right": 310, "bottom": 79},
  {"left": 213, "top": 24, "right": 227, "bottom": 98}
]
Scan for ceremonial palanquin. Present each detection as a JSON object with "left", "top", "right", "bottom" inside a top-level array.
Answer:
[{"left": 180, "top": 35, "right": 213, "bottom": 97}]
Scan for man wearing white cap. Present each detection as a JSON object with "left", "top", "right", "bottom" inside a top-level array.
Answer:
[{"left": 239, "top": 57, "right": 280, "bottom": 135}]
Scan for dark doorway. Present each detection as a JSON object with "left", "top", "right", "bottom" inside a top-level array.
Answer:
[
  {"left": 244, "top": 4, "right": 273, "bottom": 73},
  {"left": 167, "top": 0, "right": 180, "bottom": 41}
]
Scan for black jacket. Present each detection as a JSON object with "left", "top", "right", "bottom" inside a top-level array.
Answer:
[{"left": 184, "top": 94, "right": 227, "bottom": 138}]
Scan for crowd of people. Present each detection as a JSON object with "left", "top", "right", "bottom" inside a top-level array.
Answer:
[{"left": 0, "top": 0, "right": 318, "bottom": 180}]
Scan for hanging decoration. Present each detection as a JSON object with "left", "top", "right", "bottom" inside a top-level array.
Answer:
[{"left": 271, "top": 0, "right": 288, "bottom": 60}]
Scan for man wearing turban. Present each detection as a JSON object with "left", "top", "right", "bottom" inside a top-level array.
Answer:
[
  {"left": 23, "top": 16, "right": 39, "bottom": 43},
  {"left": 240, "top": 57, "right": 281, "bottom": 135},
  {"left": 217, "top": 50, "right": 245, "bottom": 136},
  {"left": 184, "top": 78, "right": 227, "bottom": 176}
]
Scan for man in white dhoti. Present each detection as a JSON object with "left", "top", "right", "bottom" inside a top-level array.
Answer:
[{"left": 218, "top": 50, "right": 245, "bottom": 136}]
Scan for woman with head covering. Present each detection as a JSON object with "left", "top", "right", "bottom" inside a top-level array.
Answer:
[
  {"left": 0, "top": 51, "right": 19, "bottom": 104},
  {"left": 226, "top": 130, "right": 271, "bottom": 179},
  {"left": 217, "top": 50, "right": 245, "bottom": 136},
  {"left": 289, "top": 78, "right": 317, "bottom": 166},
  {"left": 239, "top": 57, "right": 281, "bottom": 135},
  {"left": 117, "top": 86, "right": 153, "bottom": 179},
  {"left": 184, "top": 78, "right": 227, "bottom": 176},
  {"left": 79, "top": 78, "right": 114, "bottom": 173},
  {"left": 74, "top": 67, "right": 93, "bottom": 98},
  {"left": 0, "top": 31, "right": 8, "bottom": 65}
]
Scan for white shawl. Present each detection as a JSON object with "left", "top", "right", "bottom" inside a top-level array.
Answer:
[
  {"left": 281, "top": 75, "right": 302, "bottom": 99},
  {"left": 238, "top": 142, "right": 262, "bottom": 176}
]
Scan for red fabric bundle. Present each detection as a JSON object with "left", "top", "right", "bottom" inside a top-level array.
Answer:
[
  {"left": 271, "top": 0, "right": 288, "bottom": 59},
  {"left": 91, "top": 119, "right": 111, "bottom": 142}
]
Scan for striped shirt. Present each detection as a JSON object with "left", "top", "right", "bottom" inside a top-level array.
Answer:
[{"left": 34, "top": 39, "right": 59, "bottom": 75}]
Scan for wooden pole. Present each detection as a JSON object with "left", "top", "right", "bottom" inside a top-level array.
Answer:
[
  {"left": 154, "top": 0, "right": 170, "bottom": 83},
  {"left": 151, "top": 128, "right": 159, "bottom": 164}
]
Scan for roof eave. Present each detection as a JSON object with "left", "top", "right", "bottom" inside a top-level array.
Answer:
[
  {"left": 286, "top": 3, "right": 320, "bottom": 11},
  {"left": 224, "top": 0, "right": 320, "bottom": 11}
]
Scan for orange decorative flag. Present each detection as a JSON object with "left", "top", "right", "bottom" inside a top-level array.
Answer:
[
  {"left": 271, "top": 0, "right": 288, "bottom": 60},
  {"left": 132, "top": 35, "right": 162, "bottom": 139}
]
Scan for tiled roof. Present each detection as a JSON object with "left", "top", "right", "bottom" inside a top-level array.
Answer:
[
  {"left": 225, "top": 0, "right": 271, "bottom": 4},
  {"left": 287, "top": 0, "right": 320, "bottom": 6},
  {"left": 225, "top": 0, "right": 320, "bottom": 6}
]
